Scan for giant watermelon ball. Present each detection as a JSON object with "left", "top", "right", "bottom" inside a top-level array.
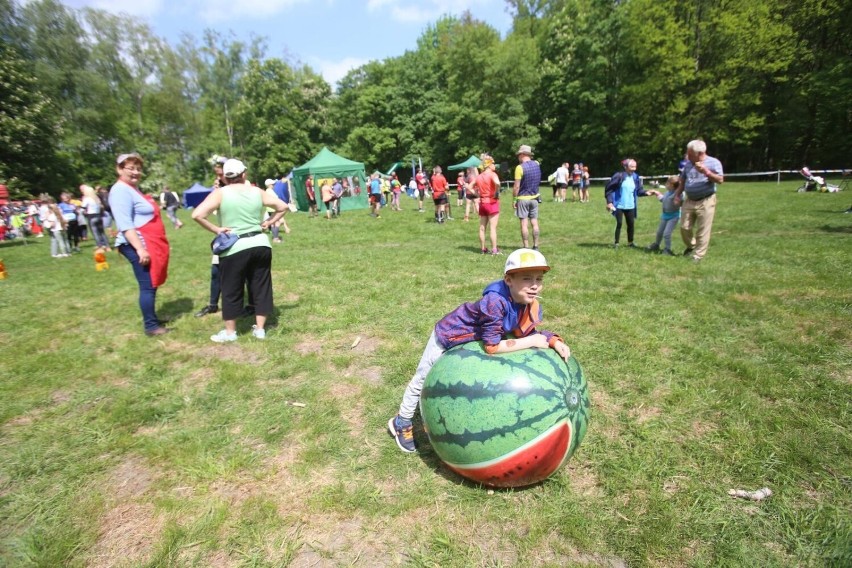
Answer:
[{"left": 419, "top": 342, "right": 590, "bottom": 488}]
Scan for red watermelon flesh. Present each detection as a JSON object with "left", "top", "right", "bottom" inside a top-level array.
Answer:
[{"left": 443, "top": 421, "right": 571, "bottom": 488}]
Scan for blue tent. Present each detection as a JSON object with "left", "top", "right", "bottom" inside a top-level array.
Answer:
[{"left": 182, "top": 182, "right": 212, "bottom": 208}]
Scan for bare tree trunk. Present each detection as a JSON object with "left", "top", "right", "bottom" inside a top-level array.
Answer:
[
  {"left": 224, "top": 100, "right": 233, "bottom": 152},
  {"left": 136, "top": 91, "right": 144, "bottom": 135}
]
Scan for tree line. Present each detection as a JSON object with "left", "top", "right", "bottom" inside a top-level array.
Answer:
[{"left": 1, "top": 0, "right": 848, "bottom": 199}]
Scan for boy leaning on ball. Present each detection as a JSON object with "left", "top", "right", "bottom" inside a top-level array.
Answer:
[{"left": 388, "top": 248, "right": 571, "bottom": 453}]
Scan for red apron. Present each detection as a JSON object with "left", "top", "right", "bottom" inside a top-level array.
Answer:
[{"left": 135, "top": 192, "right": 170, "bottom": 288}]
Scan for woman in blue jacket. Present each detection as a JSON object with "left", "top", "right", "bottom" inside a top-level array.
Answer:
[{"left": 604, "top": 158, "right": 658, "bottom": 248}]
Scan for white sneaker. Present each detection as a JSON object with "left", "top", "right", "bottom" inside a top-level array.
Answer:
[
  {"left": 251, "top": 325, "right": 266, "bottom": 339},
  {"left": 211, "top": 329, "right": 237, "bottom": 343}
]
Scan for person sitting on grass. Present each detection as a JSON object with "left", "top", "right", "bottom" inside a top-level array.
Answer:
[{"left": 388, "top": 248, "right": 572, "bottom": 453}]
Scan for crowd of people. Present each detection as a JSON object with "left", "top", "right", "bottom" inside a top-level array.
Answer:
[{"left": 3, "top": 139, "right": 723, "bottom": 339}]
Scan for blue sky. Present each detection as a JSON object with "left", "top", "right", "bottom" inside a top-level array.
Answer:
[{"left": 58, "top": 0, "right": 514, "bottom": 86}]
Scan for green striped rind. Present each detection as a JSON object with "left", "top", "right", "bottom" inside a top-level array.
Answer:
[{"left": 420, "top": 342, "right": 590, "bottom": 466}]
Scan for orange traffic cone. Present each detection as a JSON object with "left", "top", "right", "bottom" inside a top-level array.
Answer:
[
  {"left": 0, "top": 259, "right": 6, "bottom": 279},
  {"left": 94, "top": 248, "right": 110, "bottom": 271}
]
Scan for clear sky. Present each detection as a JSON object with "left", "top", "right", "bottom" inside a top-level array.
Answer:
[{"left": 58, "top": 0, "right": 514, "bottom": 86}]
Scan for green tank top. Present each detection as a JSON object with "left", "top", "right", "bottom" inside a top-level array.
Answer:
[{"left": 218, "top": 184, "right": 269, "bottom": 257}]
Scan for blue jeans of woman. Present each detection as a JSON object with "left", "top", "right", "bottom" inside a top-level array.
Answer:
[
  {"left": 87, "top": 214, "right": 109, "bottom": 248},
  {"left": 119, "top": 244, "right": 160, "bottom": 332}
]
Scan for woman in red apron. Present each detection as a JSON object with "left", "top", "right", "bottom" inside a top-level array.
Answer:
[{"left": 109, "top": 153, "right": 171, "bottom": 336}]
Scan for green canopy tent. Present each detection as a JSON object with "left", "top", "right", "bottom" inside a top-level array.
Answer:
[
  {"left": 447, "top": 155, "right": 481, "bottom": 171},
  {"left": 292, "top": 147, "right": 369, "bottom": 212}
]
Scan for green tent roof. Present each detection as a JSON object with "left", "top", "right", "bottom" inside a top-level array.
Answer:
[
  {"left": 292, "top": 146, "right": 365, "bottom": 175},
  {"left": 447, "top": 155, "right": 481, "bottom": 171}
]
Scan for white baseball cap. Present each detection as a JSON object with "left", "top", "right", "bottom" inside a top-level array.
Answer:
[
  {"left": 223, "top": 158, "right": 247, "bottom": 179},
  {"left": 264, "top": 178, "right": 275, "bottom": 186},
  {"left": 504, "top": 248, "right": 550, "bottom": 275}
]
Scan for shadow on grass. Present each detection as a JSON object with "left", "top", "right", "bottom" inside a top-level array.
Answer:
[
  {"left": 456, "top": 245, "right": 487, "bottom": 254},
  {"left": 160, "top": 297, "right": 194, "bottom": 321},
  {"left": 0, "top": 238, "right": 36, "bottom": 249},
  {"left": 818, "top": 223, "right": 852, "bottom": 234},
  {"left": 411, "top": 415, "right": 545, "bottom": 493},
  {"left": 575, "top": 242, "right": 617, "bottom": 249}
]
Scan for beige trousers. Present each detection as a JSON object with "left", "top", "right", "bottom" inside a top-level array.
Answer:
[{"left": 680, "top": 194, "right": 716, "bottom": 260}]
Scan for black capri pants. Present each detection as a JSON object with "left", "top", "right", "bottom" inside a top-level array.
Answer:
[
  {"left": 614, "top": 208, "right": 636, "bottom": 244},
  {"left": 218, "top": 246, "right": 273, "bottom": 320}
]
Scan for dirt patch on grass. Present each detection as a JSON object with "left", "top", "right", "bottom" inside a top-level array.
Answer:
[
  {"left": 690, "top": 418, "right": 717, "bottom": 439},
  {"left": 133, "top": 424, "right": 165, "bottom": 437},
  {"left": 107, "top": 377, "right": 131, "bottom": 389},
  {"left": 287, "top": 514, "right": 405, "bottom": 567},
  {"left": 590, "top": 389, "right": 622, "bottom": 440},
  {"left": 831, "top": 367, "right": 852, "bottom": 385},
  {"left": 281, "top": 292, "right": 300, "bottom": 304},
  {"left": 180, "top": 367, "right": 215, "bottom": 395},
  {"left": 349, "top": 335, "right": 381, "bottom": 355},
  {"left": 194, "top": 344, "right": 267, "bottom": 365},
  {"left": 210, "top": 478, "right": 265, "bottom": 507},
  {"left": 163, "top": 340, "right": 267, "bottom": 365},
  {"left": 109, "top": 456, "right": 156, "bottom": 500},
  {"left": 88, "top": 503, "right": 165, "bottom": 568},
  {"left": 527, "top": 532, "right": 628, "bottom": 568},
  {"left": 327, "top": 381, "right": 368, "bottom": 436},
  {"left": 631, "top": 404, "right": 661, "bottom": 425},
  {"left": 89, "top": 456, "right": 163, "bottom": 567},
  {"left": 564, "top": 462, "right": 603, "bottom": 498},
  {"left": 663, "top": 475, "right": 688, "bottom": 495},
  {"left": 294, "top": 336, "right": 324, "bottom": 356},
  {"left": 342, "top": 364, "right": 383, "bottom": 385},
  {"left": 4, "top": 408, "right": 44, "bottom": 428},
  {"left": 50, "top": 390, "right": 72, "bottom": 404}
]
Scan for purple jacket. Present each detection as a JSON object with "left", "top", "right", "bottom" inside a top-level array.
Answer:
[{"left": 434, "top": 280, "right": 558, "bottom": 353}]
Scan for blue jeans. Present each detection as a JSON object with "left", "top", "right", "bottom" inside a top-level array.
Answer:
[
  {"left": 119, "top": 244, "right": 160, "bottom": 332},
  {"left": 87, "top": 214, "right": 109, "bottom": 248}
]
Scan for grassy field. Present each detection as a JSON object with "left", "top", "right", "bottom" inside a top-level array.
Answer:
[{"left": 0, "top": 181, "right": 849, "bottom": 567}]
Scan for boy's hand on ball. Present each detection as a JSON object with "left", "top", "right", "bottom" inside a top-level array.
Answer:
[{"left": 554, "top": 341, "right": 571, "bottom": 361}]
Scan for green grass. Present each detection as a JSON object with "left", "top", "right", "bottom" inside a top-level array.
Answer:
[{"left": 1, "top": 181, "right": 850, "bottom": 567}]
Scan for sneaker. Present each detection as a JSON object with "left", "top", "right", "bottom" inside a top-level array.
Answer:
[
  {"left": 251, "top": 325, "right": 266, "bottom": 339},
  {"left": 272, "top": 238, "right": 282, "bottom": 243},
  {"left": 388, "top": 415, "right": 416, "bottom": 453},
  {"left": 446, "top": 216, "right": 454, "bottom": 221},
  {"left": 481, "top": 248, "right": 488, "bottom": 254},
  {"left": 210, "top": 329, "right": 237, "bottom": 343},
  {"left": 627, "top": 243, "right": 637, "bottom": 248},
  {"left": 691, "top": 255, "right": 702, "bottom": 263},
  {"left": 195, "top": 305, "right": 218, "bottom": 318},
  {"left": 418, "top": 208, "right": 424, "bottom": 213},
  {"left": 645, "top": 243, "right": 660, "bottom": 252},
  {"left": 661, "top": 248, "right": 675, "bottom": 256},
  {"left": 490, "top": 248, "right": 502, "bottom": 255},
  {"left": 612, "top": 243, "right": 620, "bottom": 249},
  {"left": 683, "top": 247, "right": 694, "bottom": 257}
]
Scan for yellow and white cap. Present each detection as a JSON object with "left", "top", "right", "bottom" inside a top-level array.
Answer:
[{"left": 504, "top": 248, "right": 550, "bottom": 275}]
